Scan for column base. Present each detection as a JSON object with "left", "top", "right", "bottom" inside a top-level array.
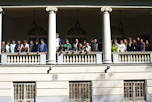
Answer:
[
  {"left": 103, "top": 60, "right": 112, "bottom": 64},
  {"left": 47, "top": 60, "right": 56, "bottom": 65}
]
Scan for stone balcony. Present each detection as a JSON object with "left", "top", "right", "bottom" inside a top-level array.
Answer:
[{"left": 0, "top": 52, "right": 152, "bottom": 65}]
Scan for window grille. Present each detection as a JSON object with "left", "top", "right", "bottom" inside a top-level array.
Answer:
[
  {"left": 124, "top": 80, "right": 146, "bottom": 101},
  {"left": 69, "top": 81, "right": 92, "bottom": 102},
  {"left": 14, "top": 82, "right": 36, "bottom": 102}
]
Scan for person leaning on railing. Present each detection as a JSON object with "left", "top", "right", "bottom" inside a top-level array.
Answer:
[
  {"left": 10, "top": 40, "right": 16, "bottom": 53},
  {"left": 112, "top": 40, "right": 120, "bottom": 52},
  {"left": 15, "top": 40, "right": 22, "bottom": 53},
  {"left": 19, "top": 40, "right": 30, "bottom": 54},
  {"left": 63, "top": 39, "right": 72, "bottom": 52},
  {"left": 37, "top": 39, "right": 48, "bottom": 53}
]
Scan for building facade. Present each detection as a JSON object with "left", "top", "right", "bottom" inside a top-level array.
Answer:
[{"left": 0, "top": 0, "right": 152, "bottom": 102}]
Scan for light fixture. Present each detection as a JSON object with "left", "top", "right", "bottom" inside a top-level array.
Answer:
[{"left": 28, "top": 9, "right": 47, "bottom": 40}]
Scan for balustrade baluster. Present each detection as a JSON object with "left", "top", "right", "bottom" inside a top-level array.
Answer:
[
  {"left": 34, "top": 56, "right": 38, "bottom": 64},
  {"left": 10, "top": 56, "right": 13, "bottom": 64},
  {"left": 14, "top": 56, "right": 17, "bottom": 64},
  {"left": 128, "top": 55, "right": 131, "bottom": 63},
  {"left": 118, "top": 55, "right": 121, "bottom": 63},
  {"left": 69, "top": 56, "right": 72, "bottom": 64},
  {"left": 130, "top": 55, "right": 133, "bottom": 63},
  {"left": 124, "top": 55, "right": 127, "bottom": 63},
  {"left": 85, "top": 55, "right": 88, "bottom": 64},
  {"left": 138, "top": 55, "right": 141, "bottom": 63},
  {"left": 63, "top": 55, "right": 66, "bottom": 63},
  {"left": 87, "top": 55, "right": 90, "bottom": 64},
  {"left": 90, "top": 55, "right": 93, "bottom": 64},
  {"left": 22, "top": 56, "right": 26, "bottom": 64},
  {"left": 29, "top": 56, "right": 32, "bottom": 64},
  {"left": 75, "top": 55, "right": 78, "bottom": 64},
  {"left": 121, "top": 55, "right": 124, "bottom": 63},
  {"left": 72, "top": 55, "right": 77, "bottom": 64},
  {"left": 19, "top": 56, "right": 21, "bottom": 64},
  {"left": 79, "top": 55, "right": 82, "bottom": 64},
  {"left": 7, "top": 55, "right": 10, "bottom": 64},
  {"left": 136, "top": 55, "right": 139, "bottom": 63},
  {"left": 25, "top": 56, "right": 28, "bottom": 64},
  {"left": 66, "top": 55, "right": 70, "bottom": 64},
  {"left": 16, "top": 56, "right": 19, "bottom": 64},
  {"left": 133, "top": 55, "right": 135, "bottom": 63},
  {"left": 31, "top": 56, "right": 34, "bottom": 63},
  {"left": 82, "top": 55, "right": 84, "bottom": 64},
  {"left": 147, "top": 55, "right": 150, "bottom": 63},
  {"left": 93, "top": 54, "right": 95, "bottom": 63},
  {"left": 144, "top": 55, "right": 147, "bottom": 63},
  {"left": 37, "top": 55, "right": 40, "bottom": 64},
  {"left": 141, "top": 55, "right": 144, "bottom": 63}
]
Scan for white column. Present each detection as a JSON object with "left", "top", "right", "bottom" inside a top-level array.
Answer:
[
  {"left": 46, "top": 7, "right": 58, "bottom": 64},
  {"left": 101, "top": 7, "right": 112, "bottom": 64},
  {"left": 0, "top": 8, "right": 2, "bottom": 54}
]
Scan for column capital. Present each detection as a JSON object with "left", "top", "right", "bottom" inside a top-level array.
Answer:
[
  {"left": 46, "top": 7, "right": 58, "bottom": 12},
  {"left": 101, "top": 7, "right": 112, "bottom": 12},
  {"left": 0, "top": 8, "right": 3, "bottom": 13}
]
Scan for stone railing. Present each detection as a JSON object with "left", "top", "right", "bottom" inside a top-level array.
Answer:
[
  {"left": 57, "top": 52, "right": 102, "bottom": 64},
  {"left": 1, "top": 52, "right": 152, "bottom": 64},
  {"left": 1, "top": 53, "right": 46, "bottom": 64},
  {"left": 112, "top": 52, "right": 152, "bottom": 64}
]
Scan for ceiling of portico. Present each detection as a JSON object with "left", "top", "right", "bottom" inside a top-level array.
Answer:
[{"left": 3, "top": 8, "right": 152, "bottom": 19}]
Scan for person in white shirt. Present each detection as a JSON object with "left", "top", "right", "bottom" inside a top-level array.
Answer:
[
  {"left": 5, "top": 41, "right": 10, "bottom": 53},
  {"left": 119, "top": 40, "right": 127, "bottom": 52},
  {"left": 85, "top": 43, "right": 91, "bottom": 53},
  {"left": 10, "top": 40, "right": 16, "bottom": 53},
  {"left": 56, "top": 33, "right": 60, "bottom": 51}
]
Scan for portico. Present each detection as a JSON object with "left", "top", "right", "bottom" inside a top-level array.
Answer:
[{"left": 0, "top": 6, "right": 152, "bottom": 64}]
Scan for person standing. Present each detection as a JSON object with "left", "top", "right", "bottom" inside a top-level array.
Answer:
[
  {"left": 119, "top": 40, "right": 127, "bottom": 52},
  {"left": 29, "top": 40, "right": 34, "bottom": 52},
  {"left": 56, "top": 33, "right": 60, "bottom": 51},
  {"left": 85, "top": 43, "right": 91, "bottom": 53},
  {"left": 10, "top": 40, "right": 16, "bottom": 53},
  {"left": 5, "top": 41, "right": 10, "bottom": 53},
  {"left": 145, "top": 40, "right": 151, "bottom": 51},
  {"left": 64, "top": 39, "right": 72, "bottom": 52},
  {"left": 91, "top": 39, "right": 99, "bottom": 51},
  {"left": 136, "top": 37, "right": 141, "bottom": 51},
  {"left": 15, "top": 40, "right": 22, "bottom": 53},
  {"left": 21, "top": 40, "right": 29, "bottom": 53},
  {"left": 33, "top": 40, "right": 39, "bottom": 52},
  {"left": 140, "top": 39, "right": 145, "bottom": 51},
  {"left": 38, "top": 39, "right": 48, "bottom": 53},
  {"left": 112, "top": 40, "right": 120, "bottom": 52},
  {"left": 1, "top": 41, "right": 6, "bottom": 53},
  {"left": 73, "top": 38, "right": 79, "bottom": 51}
]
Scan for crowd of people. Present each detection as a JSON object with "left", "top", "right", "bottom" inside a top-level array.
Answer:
[
  {"left": 1, "top": 37, "right": 99, "bottom": 54},
  {"left": 1, "top": 39, "right": 48, "bottom": 53},
  {"left": 112, "top": 37, "right": 151, "bottom": 52},
  {"left": 56, "top": 38, "right": 99, "bottom": 53},
  {"left": 1, "top": 35, "right": 151, "bottom": 54}
]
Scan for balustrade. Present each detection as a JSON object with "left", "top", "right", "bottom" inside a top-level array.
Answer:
[
  {"left": 57, "top": 52, "right": 102, "bottom": 64},
  {"left": 113, "top": 52, "right": 152, "bottom": 64},
  {"left": 0, "top": 52, "right": 152, "bottom": 64},
  {"left": 1, "top": 53, "right": 46, "bottom": 64}
]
